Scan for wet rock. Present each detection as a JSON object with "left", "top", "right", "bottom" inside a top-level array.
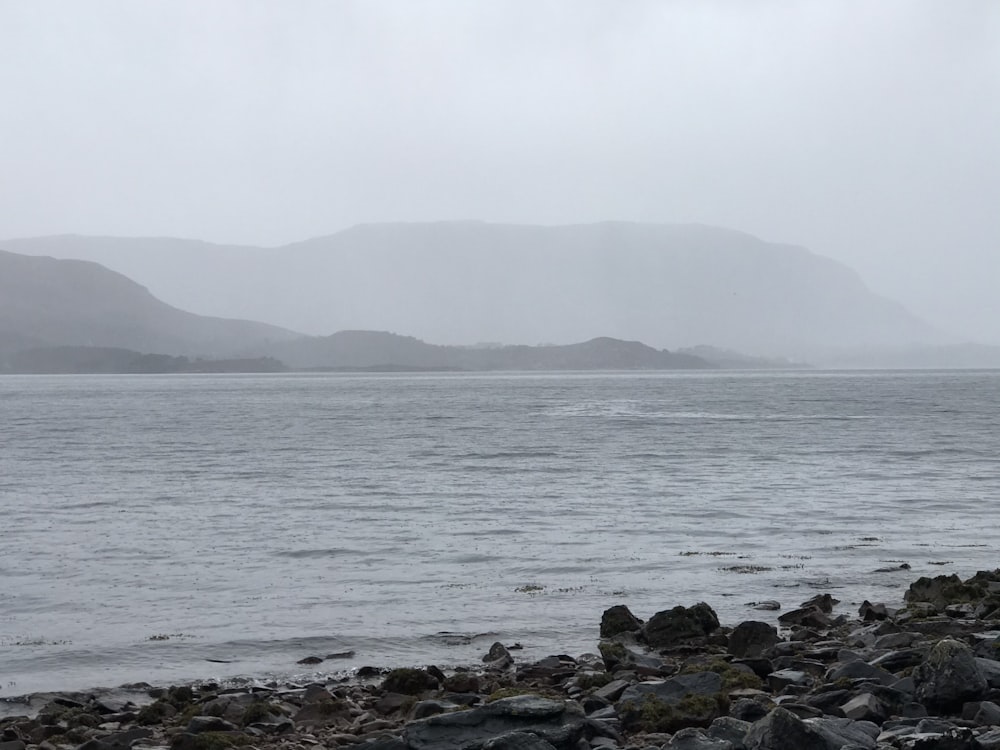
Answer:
[
  {"left": 801, "top": 594, "right": 839, "bottom": 614},
  {"left": 481, "top": 732, "right": 559, "bottom": 750},
  {"left": 705, "top": 716, "right": 750, "bottom": 747},
  {"left": 404, "top": 695, "right": 584, "bottom": 750},
  {"left": 913, "top": 639, "right": 989, "bottom": 713},
  {"left": 905, "top": 574, "right": 987, "bottom": 613},
  {"left": 297, "top": 656, "right": 324, "bottom": 665},
  {"left": 186, "top": 716, "right": 238, "bottom": 734},
  {"left": 666, "top": 727, "right": 734, "bottom": 749},
  {"left": 382, "top": 668, "right": 440, "bottom": 696},
  {"left": 728, "top": 622, "right": 779, "bottom": 659},
  {"left": 443, "top": 673, "right": 481, "bottom": 693},
  {"left": 642, "top": 603, "right": 720, "bottom": 649},
  {"left": 601, "top": 605, "right": 643, "bottom": 638},
  {"left": 777, "top": 608, "right": 832, "bottom": 630},
  {"left": 858, "top": 601, "right": 888, "bottom": 622},
  {"left": 743, "top": 707, "right": 876, "bottom": 750},
  {"left": 616, "top": 672, "right": 725, "bottom": 733},
  {"left": 825, "top": 660, "right": 896, "bottom": 686}
]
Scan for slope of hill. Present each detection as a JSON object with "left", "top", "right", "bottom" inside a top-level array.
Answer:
[
  {"left": 0, "top": 250, "right": 301, "bottom": 356},
  {"left": 3, "top": 222, "right": 948, "bottom": 360},
  {"left": 265, "top": 330, "right": 710, "bottom": 370}
]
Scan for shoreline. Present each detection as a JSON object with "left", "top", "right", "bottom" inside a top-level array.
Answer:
[{"left": 4, "top": 569, "right": 1000, "bottom": 749}]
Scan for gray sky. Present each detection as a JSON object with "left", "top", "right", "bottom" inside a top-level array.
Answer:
[{"left": 2, "top": 1, "right": 999, "bottom": 342}]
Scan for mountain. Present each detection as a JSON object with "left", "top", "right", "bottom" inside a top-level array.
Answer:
[
  {"left": 0, "top": 250, "right": 301, "bottom": 357},
  {"left": 265, "top": 330, "right": 710, "bottom": 370},
  {"left": 3, "top": 222, "right": 947, "bottom": 360}
]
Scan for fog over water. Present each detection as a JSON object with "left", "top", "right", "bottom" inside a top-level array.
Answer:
[{"left": 1, "top": 2, "right": 999, "bottom": 342}]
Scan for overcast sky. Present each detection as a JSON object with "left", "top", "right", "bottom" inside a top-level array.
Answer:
[{"left": 2, "top": 1, "right": 998, "bottom": 342}]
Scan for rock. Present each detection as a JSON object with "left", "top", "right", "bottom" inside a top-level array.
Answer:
[
  {"left": 743, "top": 707, "right": 876, "bottom": 750},
  {"left": 706, "top": 716, "right": 751, "bottom": 747},
  {"left": 980, "top": 728, "right": 1000, "bottom": 750},
  {"left": 801, "top": 594, "right": 839, "bottom": 614},
  {"left": 913, "top": 639, "right": 989, "bottom": 713},
  {"left": 616, "top": 672, "right": 724, "bottom": 733},
  {"left": 839, "top": 693, "right": 885, "bottom": 723},
  {"left": 483, "top": 643, "right": 514, "bottom": 670},
  {"left": 481, "top": 732, "right": 558, "bottom": 750},
  {"left": 411, "top": 700, "right": 455, "bottom": 720},
  {"left": 750, "top": 601, "right": 781, "bottom": 612},
  {"left": 975, "top": 656, "right": 1000, "bottom": 688},
  {"left": 186, "top": 716, "right": 239, "bottom": 734},
  {"left": 443, "top": 673, "right": 481, "bottom": 693},
  {"left": 0, "top": 741, "right": 27, "bottom": 750},
  {"left": 729, "top": 697, "right": 772, "bottom": 723},
  {"left": 600, "top": 605, "right": 643, "bottom": 638},
  {"left": 404, "top": 695, "right": 584, "bottom": 750},
  {"left": 77, "top": 728, "right": 154, "bottom": 750},
  {"left": 766, "top": 669, "right": 810, "bottom": 693},
  {"left": 777, "top": 608, "right": 832, "bottom": 630},
  {"left": 642, "top": 603, "right": 720, "bottom": 649},
  {"left": 297, "top": 656, "right": 324, "bottom": 665},
  {"left": 858, "top": 601, "right": 888, "bottom": 621},
  {"left": 972, "top": 700, "right": 1000, "bottom": 726},
  {"left": 381, "top": 668, "right": 440, "bottom": 696},
  {"left": 592, "top": 679, "right": 631, "bottom": 703},
  {"left": 729, "top": 622, "right": 780, "bottom": 659},
  {"left": 666, "top": 727, "right": 734, "bottom": 749},
  {"left": 374, "top": 692, "right": 413, "bottom": 716},
  {"left": 825, "top": 660, "right": 896, "bottom": 686},
  {"left": 905, "top": 574, "right": 987, "bottom": 612}
]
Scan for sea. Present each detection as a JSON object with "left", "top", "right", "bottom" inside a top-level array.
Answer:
[{"left": 2, "top": 370, "right": 999, "bottom": 704}]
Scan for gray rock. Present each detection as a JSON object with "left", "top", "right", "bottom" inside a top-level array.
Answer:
[
  {"left": 913, "top": 639, "right": 988, "bottom": 713},
  {"left": 975, "top": 656, "right": 1000, "bottom": 688},
  {"left": 405, "top": 696, "right": 584, "bottom": 750},
  {"left": 0, "top": 742, "right": 27, "bottom": 750},
  {"left": 642, "top": 603, "right": 720, "bottom": 649},
  {"left": 839, "top": 693, "right": 884, "bottom": 723},
  {"left": 706, "top": 716, "right": 751, "bottom": 748},
  {"left": 825, "top": 660, "right": 895, "bottom": 686},
  {"left": 743, "top": 708, "right": 876, "bottom": 750},
  {"left": 617, "top": 673, "right": 724, "bottom": 733},
  {"left": 481, "top": 732, "right": 558, "bottom": 750},
  {"left": 767, "top": 669, "right": 810, "bottom": 692},
  {"left": 412, "top": 700, "right": 457, "bottom": 720},
  {"left": 186, "top": 716, "right": 239, "bottom": 734},
  {"left": 593, "top": 679, "right": 631, "bottom": 703},
  {"left": 666, "top": 727, "right": 734, "bottom": 749},
  {"left": 973, "top": 700, "right": 1000, "bottom": 726},
  {"left": 729, "top": 623, "right": 780, "bottom": 659},
  {"left": 979, "top": 728, "right": 1000, "bottom": 750}
]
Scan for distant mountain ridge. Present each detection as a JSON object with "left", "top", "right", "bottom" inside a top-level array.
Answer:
[
  {"left": 0, "top": 222, "right": 949, "bottom": 360},
  {"left": 0, "top": 249, "right": 300, "bottom": 356}
]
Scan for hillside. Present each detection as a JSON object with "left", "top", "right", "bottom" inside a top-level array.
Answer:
[
  {"left": 0, "top": 250, "right": 301, "bottom": 356},
  {"left": 1, "top": 222, "right": 948, "bottom": 360},
  {"left": 266, "top": 330, "right": 710, "bottom": 370}
]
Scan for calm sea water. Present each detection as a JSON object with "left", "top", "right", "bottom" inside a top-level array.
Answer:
[{"left": 2, "top": 370, "right": 999, "bottom": 701}]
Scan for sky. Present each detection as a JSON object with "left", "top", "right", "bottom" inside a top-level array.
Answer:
[{"left": 1, "top": 1, "right": 999, "bottom": 342}]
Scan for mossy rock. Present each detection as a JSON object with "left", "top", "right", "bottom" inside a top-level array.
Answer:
[
  {"left": 137, "top": 700, "right": 177, "bottom": 726},
  {"left": 381, "top": 668, "right": 440, "bottom": 696},
  {"left": 620, "top": 692, "right": 726, "bottom": 733},
  {"left": 240, "top": 701, "right": 276, "bottom": 726},
  {"left": 600, "top": 604, "right": 643, "bottom": 638},
  {"left": 680, "top": 657, "right": 763, "bottom": 691},
  {"left": 905, "top": 574, "right": 987, "bottom": 612}
]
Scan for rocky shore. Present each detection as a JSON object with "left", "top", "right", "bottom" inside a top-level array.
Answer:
[{"left": 4, "top": 570, "right": 1000, "bottom": 750}]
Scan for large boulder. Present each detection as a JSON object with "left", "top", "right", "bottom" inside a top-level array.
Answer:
[
  {"left": 744, "top": 707, "right": 876, "bottom": 750},
  {"left": 643, "top": 603, "right": 720, "bottom": 649},
  {"left": 728, "top": 621, "right": 780, "bottom": 658},
  {"left": 913, "top": 639, "right": 989, "bottom": 713},
  {"left": 404, "top": 695, "right": 585, "bottom": 750},
  {"left": 616, "top": 672, "right": 725, "bottom": 733},
  {"left": 600, "top": 604, "right": 643, "bottom": 638},
  {"left": 905, "top": 574, "right": 987, "bottom": 612}
]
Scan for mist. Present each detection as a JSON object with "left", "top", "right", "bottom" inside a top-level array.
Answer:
[{"left": 1, "top": 1, "right": 998, "bottom": 342}]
